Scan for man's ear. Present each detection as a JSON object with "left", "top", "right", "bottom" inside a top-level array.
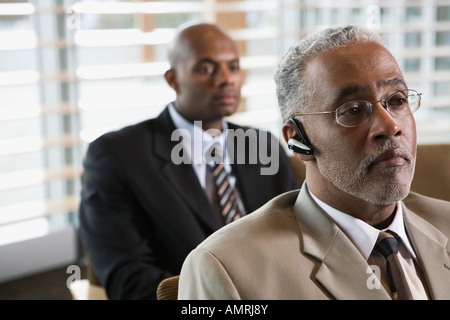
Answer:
[
  {"left": 164, "top": 69, "right": 179, "bottom": 92},
  {"left": 282, "top": 122, "right": 315, "bottom": 161},
  {"left": 282, "top": 122, "right": 297, "bottom": 144}
]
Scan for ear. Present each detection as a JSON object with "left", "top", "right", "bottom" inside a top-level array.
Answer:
[
  {"left": 282, "top": 122, "right": 298, "bottom": 144},
  {"left": 282, "top": 122, "right": 315, "bottom": 161},
  {"left": 164, "top": 69, "right": 179, "bottom": 92}
]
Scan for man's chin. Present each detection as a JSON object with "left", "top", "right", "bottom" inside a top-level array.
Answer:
[
  {"left": 217, "top": 104, "right": 238, "bottom": 117},
  {"left": 359, "top": 181, "right": 411, "bottom": 205}
]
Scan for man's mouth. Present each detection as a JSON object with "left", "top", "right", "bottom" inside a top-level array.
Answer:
[
  {"left": 215, "top": 92, "right": 237, "bottom": 104},
  {"left": 370, "top": 148, "right": 411, "bottom": 168}
]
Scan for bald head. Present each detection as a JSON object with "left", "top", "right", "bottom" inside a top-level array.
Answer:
[
  {"left": 167, "top": 23, "right": 237, "bottom": 70},
  {"left": 163, "top": 22, "right": 242, "bottom": 130}
]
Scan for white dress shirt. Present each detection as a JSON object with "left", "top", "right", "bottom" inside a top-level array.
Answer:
[
  {"left": 309, "top": 190, "right": 418, "bottom": 270},
  {"left": 168, "top": 103, "right": 246, "bottom": 215}
]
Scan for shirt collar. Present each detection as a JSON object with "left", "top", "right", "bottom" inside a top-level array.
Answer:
[
  {"left": 309, "top": 190, "right": 417, "bottom": 261},
  {"left": 168, "top": 102, "right": 227, "bottom": 165}
]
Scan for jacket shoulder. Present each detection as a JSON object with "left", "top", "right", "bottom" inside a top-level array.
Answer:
[
  {"left": 90, "top": 106, "right": 171, "bottom": 146},
  {"left": 403, "top": 192, "right": 450, "bottom": 230},
  {"left": 198, "top": 190, "right": 300, "bottom": 250},
  {"left": 94, "top": 119, "right": 154, "bottom": 143}
]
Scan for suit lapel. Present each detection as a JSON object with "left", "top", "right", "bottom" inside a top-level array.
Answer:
[
  {"left": 230, "top": 156, "right": 261, "bottom": 214},
  {"left": 294, "top": 185, "right": 391, "bottom": 300},
  {"left": 152, "top": 107, "right": 223, "bottom": 231},
  {"left": 403, "top": 204, "right": 450, "bottom": 299},
  {"left": 226, "top": 123, "right": 270, "bottom": 213}
]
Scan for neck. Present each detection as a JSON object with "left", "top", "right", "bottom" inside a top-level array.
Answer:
[
  {"left": 201, "top": 119, "right": 224, "bottom": 132},
  {"left": 306, "top": 172, "right": 398, "bottom": 229},
  {"left": 173, "top": 104, "right": 224, "bottom": 132}
]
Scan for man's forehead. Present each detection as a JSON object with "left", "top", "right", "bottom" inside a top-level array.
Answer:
[
  {"left": 170, "top": 28, "right": 236, "bottom": 65},
  {"left": 334, "top": 77, "right": 407, "bottom": 99},
  {"left": 194, "top": 56, "right": 240, "bottom": 65},
  {"left": 318, "top": 41, "right": 396, "bottom": 68},
  {"left": 306, "top": 42, "right": 402, "bottom": 87}
]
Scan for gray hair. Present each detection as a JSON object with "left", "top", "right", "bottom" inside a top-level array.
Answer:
[{"left": 274, "top": 25, "right": 384, "bottom": 123}]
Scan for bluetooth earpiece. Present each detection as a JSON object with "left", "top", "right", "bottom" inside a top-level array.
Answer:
[
  {"left": 287, "top": 118, "right": 314, "bottom": 156},
  {"left": 287, "top": 138, "right": 312, "bottom": 155}
]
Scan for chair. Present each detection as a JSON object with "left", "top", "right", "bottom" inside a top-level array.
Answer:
[
  {"left": 156, "top": 275, "right": 180, "bottom": 300},
  {"left": 410, "top": 143, "right": 450, "bottom": 202}
]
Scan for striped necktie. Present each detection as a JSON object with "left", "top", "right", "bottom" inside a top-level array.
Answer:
[
  {"left": 376, "top": 231, "right": 428, "bottom": 300},
  {"left": 208, "top": 145, "right": 241, "bottom": 224}
]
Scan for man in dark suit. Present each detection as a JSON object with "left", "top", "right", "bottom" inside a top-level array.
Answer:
[{"left": 78, "top": 22, "right": 300, "bottom": 300}]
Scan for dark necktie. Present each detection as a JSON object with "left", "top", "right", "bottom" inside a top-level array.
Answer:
[
  {"left": 208, "top": 145, "right": 241, "bottom": 224},
  {"left": 376, "top": 231, "right": 428, "bottom": 300}
]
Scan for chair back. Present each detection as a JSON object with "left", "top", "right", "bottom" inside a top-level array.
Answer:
[{"left": 156, "top": 275, "right": 180, "bottom": 300}]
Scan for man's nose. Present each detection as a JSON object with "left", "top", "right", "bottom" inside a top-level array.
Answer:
[
  {"left": 368, "top": 102, "right": 403, "bottom": 141},
  {"left": 215, "top": 65, "right": 233, "bottom": 86}
]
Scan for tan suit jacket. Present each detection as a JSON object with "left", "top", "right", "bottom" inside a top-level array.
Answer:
[{"left": 178, "top": 184, "right": 450, "bottom": 299}]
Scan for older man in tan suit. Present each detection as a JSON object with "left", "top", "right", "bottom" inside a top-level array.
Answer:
[{"left": 177, "top": 25, "right": 450, "bottom": 300}]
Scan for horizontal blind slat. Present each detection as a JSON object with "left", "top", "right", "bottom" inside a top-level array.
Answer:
[
  {"left": 0, "top": 195, "right": 81, "bottom": 227},
  {"left": 0, "top": 165, "right": 82, "bottom": 192}
]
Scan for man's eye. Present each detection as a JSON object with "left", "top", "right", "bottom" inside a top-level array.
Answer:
[
  {"left": 390, "top": 98, "right": 407, "bottom": 107},
  {"left": 387, "top": 93, "right": 408, "bottom": 109},
  {"left": 197, "top": 65, "right": 215, "bottom": 75},
  {"left": 339, "top": 104, "right": 366, "bottom": 116},
  {"left": 343, "top": 107, "right": 361, "bottom": 115},
  {"left": 229, "top": 63, "right": 240, "bottom": 72}
]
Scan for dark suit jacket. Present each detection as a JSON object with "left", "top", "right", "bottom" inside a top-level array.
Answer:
[{"left": 79, "top": 105, "right": 301, "bottom": 299}]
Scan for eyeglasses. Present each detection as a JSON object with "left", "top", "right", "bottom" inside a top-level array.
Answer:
[{"left": 292, "top": 89, "right": 422, "bottom": 128}]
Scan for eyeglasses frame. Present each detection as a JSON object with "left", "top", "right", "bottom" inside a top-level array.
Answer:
[{"left": 292, "top": 88, "right": 422, "bottom": 128}]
